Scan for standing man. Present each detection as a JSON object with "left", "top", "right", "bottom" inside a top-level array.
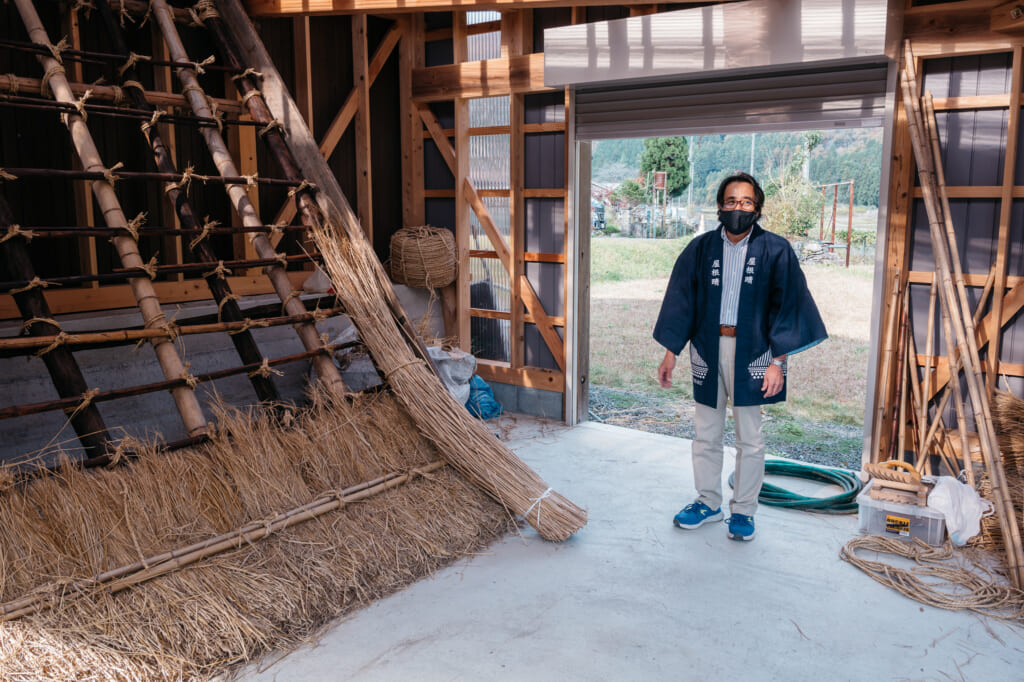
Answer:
[{"left": 654, "top": 172, "right": 827, "bottom": 541}]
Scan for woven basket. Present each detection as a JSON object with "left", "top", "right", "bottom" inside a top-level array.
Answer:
[{"left": 388, "top": 225, "right": 457, "bottom": 288}]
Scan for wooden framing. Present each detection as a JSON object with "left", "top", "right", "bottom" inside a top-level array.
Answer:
[{"left": 244, "top": 0, "right": 696, "bottom": 17}]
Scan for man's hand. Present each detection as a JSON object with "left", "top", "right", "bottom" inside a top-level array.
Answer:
[
  {"left": 658, "top": 350, "right": 677, "bottom": 388},
  {"left": 762, "top": 360, "right": 785, "bottom": 398}
]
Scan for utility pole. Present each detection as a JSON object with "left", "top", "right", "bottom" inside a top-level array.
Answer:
[
  {"left": 750, "top": 132, "right": 756, "bottom": 174},
  {"left": 687, "top": 135, "right": 694, "bottom": 222}
]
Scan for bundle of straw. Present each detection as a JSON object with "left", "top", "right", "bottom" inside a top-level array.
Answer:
[
  {"left": 0, "top": 391, "right": 511, "bottom": 679},
  {"left": 310, "top": 221, "right": 587, "bottom": 541},
  {"left": 388, "top": 225, "right": 457, "bottom": 289}
]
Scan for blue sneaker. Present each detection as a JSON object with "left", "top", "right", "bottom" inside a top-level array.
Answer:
[
  {"left": 726, "top": 514, "right": 756, "bottom": 541},
  {"left": 673, "top": 501, "right": 723, "bottom": 529}
]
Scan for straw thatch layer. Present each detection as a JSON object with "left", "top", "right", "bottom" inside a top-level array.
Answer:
[
  {"left": 0, "top": 390, "right": 513, "bottom": 680},
  {"left": 978, "top": 391, "right": 1024, "bottom": 554}
]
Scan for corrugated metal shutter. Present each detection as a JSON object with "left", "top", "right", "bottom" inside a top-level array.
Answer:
[{"left": 575, "top": 61, "right": 890, "bottom": 140}]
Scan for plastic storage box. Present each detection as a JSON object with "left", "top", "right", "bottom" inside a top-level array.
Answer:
[{"left": 856, "top": 481, "right": 947, "bottom": 545}]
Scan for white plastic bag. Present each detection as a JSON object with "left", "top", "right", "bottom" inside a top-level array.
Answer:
[
  {"left": 426, "top": 345, "right": 476, "bottom": 405},
  {"left": 927, "top": 476, "right": 995, "bottom": 546}
]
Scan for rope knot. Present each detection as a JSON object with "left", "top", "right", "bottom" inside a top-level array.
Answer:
[{"left": 0, "top": 224, "right": 33, "bottom": 244}]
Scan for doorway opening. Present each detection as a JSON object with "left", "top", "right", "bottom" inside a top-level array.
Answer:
[{"left": 586, "top": 129, "right": 883, "bottom": 470}]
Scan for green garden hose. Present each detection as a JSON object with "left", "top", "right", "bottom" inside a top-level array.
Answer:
[{"left": 728, "top": 459, "right": 862, "bottom": 514}]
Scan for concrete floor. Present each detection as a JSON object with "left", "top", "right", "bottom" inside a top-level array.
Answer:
[{"left": 242, "top": 419, "right": 1023, "bottom": 681}]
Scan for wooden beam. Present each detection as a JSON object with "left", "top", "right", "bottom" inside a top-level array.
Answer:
[
  {"left": 244, "top": 0, "right": 683, "bottom": 17},
  {"left": 991, "top": 0, "right": 1024, "bottom": 32},
  {"left": 353, "top": 14, "right": 373, "bottom": 240},
  {"left": 475, "top": 358, "right": 563, "bottom": 392},
  {"left": 293, "top": 17, "right": 314, "bottom": 130},
  {"left": 400, "top": 15, "right": 425, "bottom": 228},
  {"left": 908, "top": 270, "right": 1023, "bottom": 287},
  {"left": 932, "top": 93, "right": 1011, "bottom": 110},
  {"left": 911, "top": 185, "right": 1024, "bottom": 198},
  {"left": 66, "top": 8, "right": 98, "bottom": 290},
  {"left": 470, "top": 308, "right": 565, "bottom": 327},
  {"left": 412, "top": 53, "right": 552, "bottom": 102},
  {"left": 510, "top": 91, "right": 525, "bottom": 369},
  {"left": 454, "top": 12, "right": 471, "bottom": 350},
  {"left": 0, "top": 74, "right": 243, "bottom": 113}
]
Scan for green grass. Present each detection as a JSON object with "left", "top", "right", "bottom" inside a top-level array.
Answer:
[{"left": 591, "top": 236, "right": 691, "bottom": 284}]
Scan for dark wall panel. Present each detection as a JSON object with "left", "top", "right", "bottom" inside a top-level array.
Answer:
[
  {"left": 921, "top": 53, "right": 1013, "bottom": 99},
  {"left": 425, "top": 199, "right": 455, "bottom": 232},
  {"left": 934, "top": 111, "right": 1008, "bottom": 187},
  {"left": 525, "top": 198, "right": 565, "bottom": 254},
  {"left": 524, "top": 324, "right": 563, "bottom": 371},
  {"left": 524, "top": 132, "right": 566, "bottom": 189},
  {"left": 525, "top": 92, "right": 566, "bottom": 125}
]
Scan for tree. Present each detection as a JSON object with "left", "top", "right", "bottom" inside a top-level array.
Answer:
[
  {"left": 610, "top": 178, "right": 646, "bottom": 207},
  {"left": 640, "top": 137, "right": 691, "bottom": 198}
]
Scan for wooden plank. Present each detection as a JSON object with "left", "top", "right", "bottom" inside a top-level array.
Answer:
[
  {"left": 464, "top": 180, "right": 512, "bottom": 271},
  {"left": 987, "top": 45, "right": 1023, "bottom": 393},
  {"left": 475, "top": 358, "right": 563, "bottom": 392},
  {"left": 525, "top": 188, "right": 568, "bottom": 198},
  {"left": 0, "top": 273, "right": 308, "bottom": 320},
  {"left": 510, "top": 91, "right": 525, "bottom": 369},
  {"left": 421, "top": 121, "right": 566, "bottom": 138},
  {"left": 293, "top": 17, "right": 314, "bottom": 129},
  {"left": 991, "top": 0, "right": 1024, "bottom": 32},
  {"left": 353, "top": 14, "right": 373, "bottom": 241},
  {"left": 424, "top": 189, "right": 456, "bottom": 198},
  {"left": 932, "top": 93, "right": 1011, "bottom": 110},
  {"left": 66, "top": 9, "right": 98, "bottom": 290},
  {"left": 454, "top": 12, "right": 470, "bottom": 350},
  {"left": 244, "top": 0, "right": 676, "bottom": 17},
  {"left": 908, "top": 270, "right": 1023, "bottom": 287},
  {"left": 425, "top": 20, "right": 502, "bottom": 42},
  {"left": 470, "top": 250, "right": 565, "bottom": 263},
  {"left": 417, "top": 103, "right": 456, "bottom": 170},
  {"left": 230, "top": 106, "right": 261, "bottom": 275},
  {"left": 909, "top": 185, "right": 1024, "bottom": 198},
  {"left": 501, "top": 11, "right": 524, "bottom": 58},
  {"left": 519, "top": 275, "right": 566, "bottom": 372},
  {"left": 630, "top": 4, "right": 658, "bottom": 16},
  {"left": 0, "top": 74, "right": 243, "bottom": 112},
  {"left": 470, "top": 308, "right": 566, "bottom": 326},
  {"left": 412, "top": 53, "right": 553, "bottom": 102}
]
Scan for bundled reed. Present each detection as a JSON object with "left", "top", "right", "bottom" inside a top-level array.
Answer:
[
  {"left": 0, "top": 389, "right": 512, "bottom": 679},
  {"left": 310, "top": 220, "right": 587, "bottom": 541},
  {"left": 980, "top": 391, "right": 1024, "bottom": 552},
  {"left": 388, "top": 225, "right": 457, "bottom": 289}
]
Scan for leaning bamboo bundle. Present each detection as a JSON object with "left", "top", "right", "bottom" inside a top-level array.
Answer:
[{"left": 311, "top": 221, "right": 587, "bottom": 541}]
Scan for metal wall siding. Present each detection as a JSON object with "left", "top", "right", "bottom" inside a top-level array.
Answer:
[
  {"left": 524, "top": 324, "right": 562, "bottom": 370},
  {"left": 525, "top": 93, "right": 566, "bottom": 125},
  {"left": 524, "top": 132, "right": 566, "bottom": 188},
  {"left": 934, "top": 111, "right": 1008, "bottom": 187},
  {"left": 423, "top": 139, "right": 455, "bottom": 190},
  {"left": 908, "top": 200, "right": 1001, "bottom": 276},
  {"left": 526, "top": 261, "right": 565, "bottom": 318},
  {"left": 424, "top": 199, "right": 455, "bottom": 232},
  {"left": 525, "top": 198, "right": 565, "bottom": 254},
  {"left": 921, "top": 53, "right": 1013, "bottom": 99},
  {"left": 1008, "top": 201, "right": 1024, "bottom": 278}
]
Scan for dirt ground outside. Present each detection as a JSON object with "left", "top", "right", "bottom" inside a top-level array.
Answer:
[{"left": 588, "top": 247, "right": 874, "bottom": 471}]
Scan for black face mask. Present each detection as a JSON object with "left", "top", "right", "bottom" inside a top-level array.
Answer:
[{"left": 719, "top": 209, "right": 758, "bottom": 236}]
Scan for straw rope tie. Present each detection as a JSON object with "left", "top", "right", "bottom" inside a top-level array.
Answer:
[
  {"left": 241, "top": 89, "right": 262, "bottom": 105},
  {"left": 122, "top": 79, "right": 144, "bottom": 93},
  {"left": 209, "top": 100, "right": 224, "bottom": 132},
  {"left": 384, "top": 359, "right": 424, "bottom": 378},
  {"left": 71, "top": 0, "right": 96, "bottom": 17},
  {"left": 287, "top": 179, "right": 315, "bottom": 198},
  {"left": 119, "top": 212, "right": 147, "bottom": 242},
  {"left": 233, "top": 67, "right": 263, "bottom": 82},
  {"left": 20, "top": 316, "right": 60, "bottom": 334},
  {"left": 142, "top": 108, "right": 166, "bottom": 134},
  {"left": 0, "top": 168, "right": 17, "bottom": 181},
  {"left": 35, "top": 332, "right": 75, "bottom": 358},
  {"left": 3, "top": 73, "right": 18, "bottom": 95},
  {"left": 46, "top": 37, "right": 69, "bottom": 65},
  {"left": 190, "top": 56, "right": 216, "bottom": 76},
  {"left": 218, "top": 292, "right": 242, "bottom": 322},
  {"left": 110, "top": 84, "right": 125, "bottom": 107},
  {"left": 274, "top": 252, "right": 289, "bottom": 268},
  {"left": 181, "top": 82, "right": 204, "bottom": 98},
  {"left": 178, "top": 363, "right": 200, "bottom": 389},
  {"left": 11, "top": 277, "right": 60, "bottom": 295},
  {"left": 117, "top": 52, "right": 151, "bottom": 78},
  {"left": 259, "top": 119, "right": 285, "bottom": 139},
  {"left": 189, "top": 217, "right": 220, "bottom": 250},
  {"left": 203, "top": 260, "right": 232, "bottom": 280},
  {"left": 312, "top": 307, "right": 330, "bottom": 323},
  {"left": 0, "top": 224, "right": 34, "bottom": 244},
  {"left": 166, "top": 165, "right": 194, "bottom": 195},
  {"left": 248, "top": 358, "right": 284, "bottom": 380},
  {"left": 71, "top": 89, "right": 92, "bottom": 121},
  {"left": 40, "top": 63, "right": 65, "bottom": 99},
  {"left": 118, "top": 0, "right": 136, "bottom": 27},
  {"left": 133, "top": 255, "right": 159, "bottom": 280},
  {"left": 280, "top": 290, "right": 301, "bottom": 314},
  {"left": 103, "top": 161, "right": 124, "bottom": 187},
  {"left": 228, "top": 317, "right": 270, "bottom": 336},
  {"left": 67, "top": 388, "right": 100, "bottom": 418},
  {"left": 241, "top": 173, "right": 257, "bottom": 187},
  {"left": 524, "top": 487, "right": 553, "bottom": 526}
]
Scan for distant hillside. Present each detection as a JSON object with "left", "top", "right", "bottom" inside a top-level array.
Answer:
[{"left": 592, "top": 129, "right": 883, "bottom": 207}]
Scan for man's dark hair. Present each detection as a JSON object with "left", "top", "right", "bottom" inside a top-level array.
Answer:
[{"left": 716, "top": 172, "right": 765, "bottom": 214}]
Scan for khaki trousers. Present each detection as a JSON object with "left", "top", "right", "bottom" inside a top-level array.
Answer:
[{"left": 692, "top": 336, "right": 766, "bottom": 516}]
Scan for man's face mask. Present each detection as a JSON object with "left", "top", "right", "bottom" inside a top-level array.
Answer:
[{"left": 719, "top": 209, "right": 758, "bottom": 236}]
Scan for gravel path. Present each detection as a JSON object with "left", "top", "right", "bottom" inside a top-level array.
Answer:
[{"left": 588, "top": 385, "right": 863, "bottom": 470}]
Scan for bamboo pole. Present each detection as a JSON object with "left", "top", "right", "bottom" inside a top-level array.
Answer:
[
  {"left": 889, "top": 290, "right": 909, "bottom": 462},
  {"left": 15, "top": 224, "right": 308, "bottom": 238},
  {"left": 0, "top": 307, "right": 344, "bottom": 354},
  {"left": 901, "top": 42, "right": 1022, "bottom": 585},
  {"left": 0, "top": 460, "right": 446, "bottom": 623},
  {"left": 873, "top": 270, "right": 902, "bottom": 463},
  {"left": 896, "top": 288, "right": 910, "bottom": 462},
  {"left": 0, "top": 166, "right": 298, "bottom": 187},
  {"left": 12, "top": 0, "right": 207, "bottom": 438},
  {"left": 0, "top": 196, "right": 111, "bottom": 456},
  {"left": 148, "top": 0, "right": 345, "bottom": 393},
  {"left": 0, "top": 341, "right": 357, "bottom": 421},
  {"left": 0, "top": 95, "right": 262, "bottom": 128},
  {"left": 921, "top": 275, "right": 937, "bottom": 456}
]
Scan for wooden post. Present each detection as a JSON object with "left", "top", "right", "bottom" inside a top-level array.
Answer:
[
  {"left": 64, "top": 7, "right": 98, "bottom": 290},
  {"left": 399, "top": 14, "right": 425, "bottom": 228},
  {"left": 292, "top": 16, "right": 314, "bottom": 131},
  {"left": 352, "top": 14, "right": 373, "bottom": 242},
  {"left": 13, "top": 0, "right": 208, "bottom": 437},
  {"left": 453, "top": 11, "right": 471, "bottom": 351},
  {"left": 150, "top": 0, "right": 346, "bottom": 393},
  {"left": 831, "top": 182, "right": 838, "bottom": 244},
  {"left": 846, "top": 180, "right": 854, "bottom": 268}
]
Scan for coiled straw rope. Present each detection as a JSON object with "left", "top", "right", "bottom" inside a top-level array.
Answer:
[
  {"left": 840, "top": 535, "right": 1024, "bottom": 619},
  {"left": 387, "top": 225, "right": 456, "bottom": 289}
]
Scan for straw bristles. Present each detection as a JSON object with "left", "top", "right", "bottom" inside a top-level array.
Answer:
[
  {"left": 310, "top": 220, "right": 587, "bottom": 542},
  {"left": 0, "top": 390, "right": 512, "bottom": 679},
  {"left": 980, "top": 391, "right": 1024, "bottom": 553}
]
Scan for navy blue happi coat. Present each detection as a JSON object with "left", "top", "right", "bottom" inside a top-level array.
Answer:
[{"left": 654, "top": 225, "right": 827, "bottom": 408}]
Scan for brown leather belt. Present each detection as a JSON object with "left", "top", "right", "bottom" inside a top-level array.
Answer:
[{"left": 719, "top": 325, "right": 737, "bottom": 337}]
